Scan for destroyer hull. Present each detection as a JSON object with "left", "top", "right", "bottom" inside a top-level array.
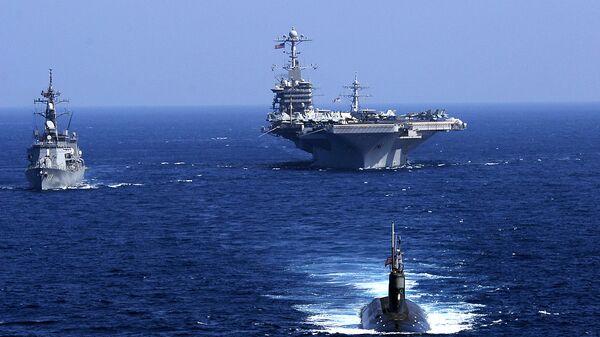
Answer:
[
  {"left": 361, "top": 297, "right": 430, "bottom": 333},
  {"left": 25, "top": 167, "right": 85, "bottom": 191}
]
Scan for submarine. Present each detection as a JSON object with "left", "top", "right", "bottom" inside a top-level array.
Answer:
[{"left": 360, "top": 223, "right": 430, "bottom": 333}]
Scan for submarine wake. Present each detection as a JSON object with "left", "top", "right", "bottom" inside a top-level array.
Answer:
[{"left": 295, "top": 258, "right": 480, "bottom": 334}]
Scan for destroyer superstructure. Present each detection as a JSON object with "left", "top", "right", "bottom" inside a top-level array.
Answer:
[
  {"left": 264, "top": 28, "right": 466, "bottom": 169},
  {"left": 25, "top": 69, "right": 85, "bottom": 190}
]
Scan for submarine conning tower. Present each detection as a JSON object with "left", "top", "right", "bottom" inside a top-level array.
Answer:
[
  {"left": 360, "top": 223, "right": 430, "bottom": 332},
  {"left": 388, "top": 222, "right": 407, "bottom": 314}
]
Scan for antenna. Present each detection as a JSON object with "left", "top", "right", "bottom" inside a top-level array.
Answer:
[
  {"left": 391, "top": 222, "right": 396, "bottom": 271},
  {"left": 33, "top": 69, "right": 70, "bottom": 137},
  {"left": 343, "top": 73, "right": 371, "bottom": 113},
  {"left": 66, "top": 111, "right": 73, "bottom": 131},
  {"left": 274, "top": 27, "right": 316, "bottom": 81}
]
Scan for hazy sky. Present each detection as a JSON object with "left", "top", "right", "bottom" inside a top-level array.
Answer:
[{"left": 1, "top": 0, "right": 599, "bottom": 107}]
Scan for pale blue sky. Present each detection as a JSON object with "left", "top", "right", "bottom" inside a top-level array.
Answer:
[{"left": 1, "top": 0, "right": 599, "bottom": 107}]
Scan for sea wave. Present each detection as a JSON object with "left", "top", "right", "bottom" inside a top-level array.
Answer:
[{"left": 107, "top": 183, "right": 144, "bottom": 188}]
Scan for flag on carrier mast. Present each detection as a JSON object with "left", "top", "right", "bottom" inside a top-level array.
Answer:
[{"left": 275, "top": 42, "right": 285, "bottom": 49}]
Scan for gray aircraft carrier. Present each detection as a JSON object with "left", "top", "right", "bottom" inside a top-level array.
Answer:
[
  {"left": 25, "top": 69, "right": 85, "bottom": 190},
  {"left": 263, "top": 28, "right": 466, "bottom": 169}
]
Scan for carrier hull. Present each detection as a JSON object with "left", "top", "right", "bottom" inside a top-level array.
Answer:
[
  {"left": 273, "top": 119, "right": 464, "bottom": 169},
  {"left": 294, "top": 126, "right": 436, "bottom": 169},
  {"left": 25, "top": 167, "right": 85, "bottom": 191}
]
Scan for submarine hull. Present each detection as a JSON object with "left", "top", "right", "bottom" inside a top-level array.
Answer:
[{"left": 361, "top": 296, "right": 430, "bottom": 333}]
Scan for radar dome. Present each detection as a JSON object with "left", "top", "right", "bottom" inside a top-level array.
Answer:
[{"left": 289, "top": 29, "right": 298, "bottom": 38}]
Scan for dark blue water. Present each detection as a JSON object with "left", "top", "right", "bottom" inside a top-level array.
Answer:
[{"left": 0, "top": 104, "right": 599, "bottom": 336}]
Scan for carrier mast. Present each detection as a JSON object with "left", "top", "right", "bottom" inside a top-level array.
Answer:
[
  {"left": 275, "top": 27, "right": 312, "bottom": 81},
  {"left": 344, "top": 73, "right": 370, "bottom": 114}
]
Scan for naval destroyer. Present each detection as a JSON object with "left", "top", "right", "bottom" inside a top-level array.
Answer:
[
  {"left": 25, "top": 69, "right": 85, "bottom": 190},
  {"left": 264, "top": 28, "right": 467, "bottom": 169},
  {"left": 360, "top": 223, "right": 430, "bottom": 332}
]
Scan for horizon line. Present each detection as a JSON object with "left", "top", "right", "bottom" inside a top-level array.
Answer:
[{"left": 1, "top": 100, "right": 599, "bottom": 110}]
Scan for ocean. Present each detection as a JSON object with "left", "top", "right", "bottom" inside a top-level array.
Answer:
[{"left": 0, "top": 103, "right": 598, "bottom": 336}]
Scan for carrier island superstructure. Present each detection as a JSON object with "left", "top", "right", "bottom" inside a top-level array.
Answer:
[
  {"left": 264, "top": 28, "right": 467, "bottom": 169},
  {"left": 25, "top": 69, "right": 85, "bottom": 190}
]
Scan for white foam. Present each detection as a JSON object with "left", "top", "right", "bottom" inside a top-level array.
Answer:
[
  {"left": 410, "top": 272, "right": 457, "bottom": 280},
  {"left": 174, "top": 162, "right": 185, "bottom": 165},
  {"left": 67, "top": 183, "right": 99, "bottom": 190},
  {"left": 176, "top": 179, "right": 193, "bottom": 183},
  {"left": 107, "top": 183, "right": 144, "bottom": 188},
  {"left": 295, "top": 304, "right": 364, "bottom": 334},
  {"left": 61, "top": 181, "right": 144, "bottom": 190},
  {"left": 262, "top": 294, "right": 287, "bottom": 300},
  {"left": 538, "top": 310, "right": 559, "bottom": 316},
  {"left": 424, "top": 304, "right": 481, "bottom": 334}
]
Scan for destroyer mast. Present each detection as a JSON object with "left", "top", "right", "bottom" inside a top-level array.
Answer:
[{"left": 34, "top": 69, "right": 65, "bottom": 139}]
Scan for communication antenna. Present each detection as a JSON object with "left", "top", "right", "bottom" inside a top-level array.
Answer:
[
  {"left": 343, "top": 72, "right": 371, "bottom": 113},
  {"left": 274, "top": 27, "right": 317, "bottom": 81}
]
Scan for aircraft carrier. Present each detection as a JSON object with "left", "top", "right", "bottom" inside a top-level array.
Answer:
[
  {"left": 263, "top": 28, "right": 467, "bottom": 169},
  {"left": 25, "top": 69, "right": 85, "bottom": 190}
]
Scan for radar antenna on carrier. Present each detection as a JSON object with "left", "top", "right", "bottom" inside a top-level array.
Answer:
[
  {"left": 343, "top": 73, "right": 371, "bottom": 114},
  {"left": 274, "top": 27, "right": 316, "bottom": 80}
]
